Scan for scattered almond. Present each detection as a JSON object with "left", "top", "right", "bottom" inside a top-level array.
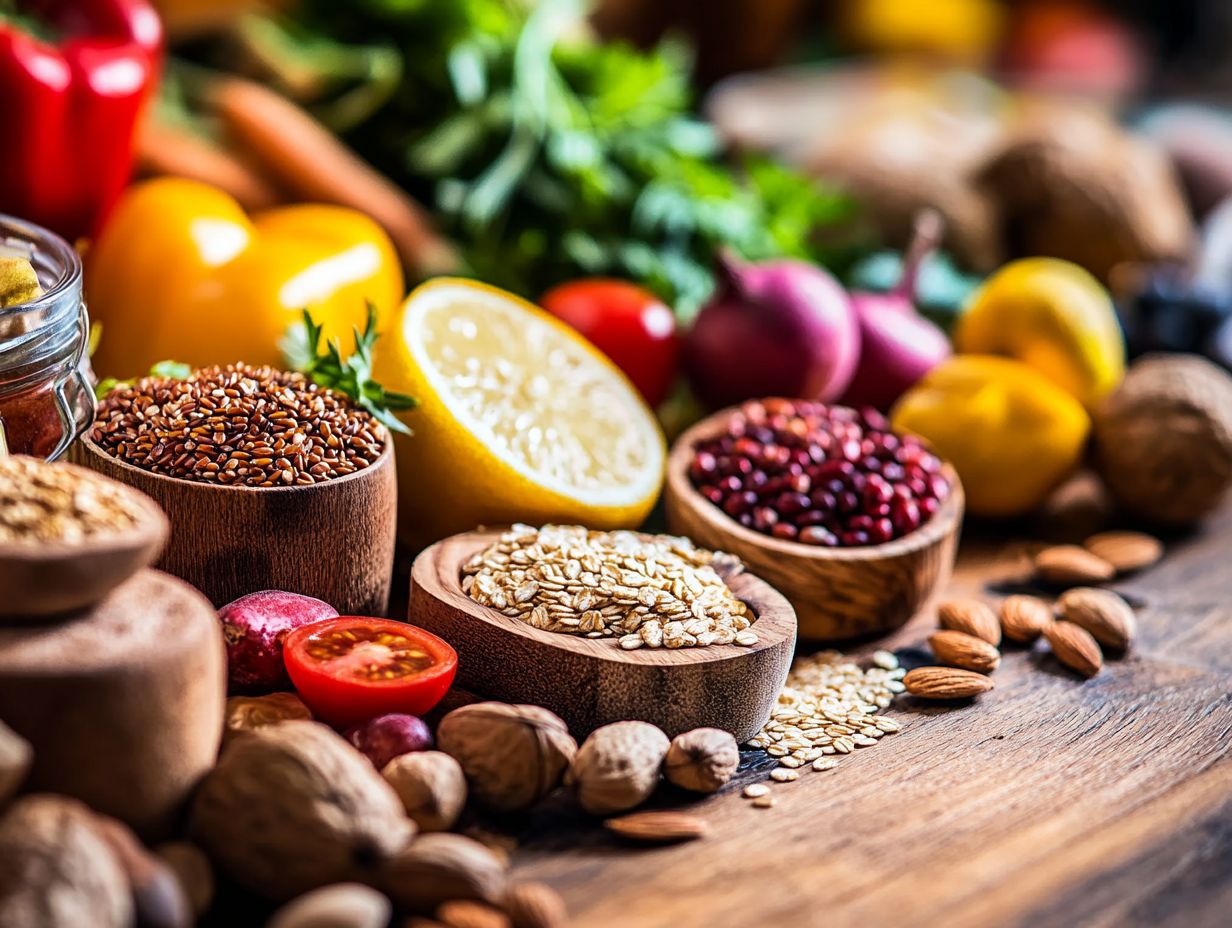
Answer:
[
  {"left": 503, "top": 882, "right": 569, "bottom": 928},
  {"left": 602, "top": 811, "right": 707, "bottom": 844},
  {"left": 999, "top": 595, "right": 1053, "bottom": 643},
  {"left": 903, "top": 666, "right": 995, "bottom": 699},
  {"left": 937, "top": 599, "right": 1001, "bottom": 646},
  {"left": 438, "top": 900, "right": 512, "bottom": 928},
  {"left": 750, "top": 795, "right": 775, "bottom": 809},
  {"left": 927, "top": 630, "right": 1001, "bottom": 673},
  {"left": 1083, "top": 531, "right": 1163, "bottom": 574},
  {"left": 1034, "top": 545, "right": 1115, "bottom": 585},
  {"left": 1045, "top": 621, "right": 1103, "bottom": 677},
  {"left": 1057, "top": 588, "right": 1136, "bottom": 650}
]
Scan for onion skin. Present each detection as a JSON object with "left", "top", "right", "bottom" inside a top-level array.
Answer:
[
  {"left": 843, "top": 294, "right": 952, "bottom": 410},
  {"left": 684, "top": 254, "right": 859, "bottom": 409}
]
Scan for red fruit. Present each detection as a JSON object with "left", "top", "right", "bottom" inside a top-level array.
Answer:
[
  {"left": 219, "top": 590, "right": 339, "bottom": 692},
  {"left": 345, "top": 714, "right": 434, "bottom": 769}
]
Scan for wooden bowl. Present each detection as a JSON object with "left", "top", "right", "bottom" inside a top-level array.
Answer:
[
  {"left": 664, "top": 408, "right": 964, "bottom": 641},
  {"left": 74, "top": 435, "right": 397, "bottom": 615},
  {"left": 409, "top": 529, "right": 797, "bottom": 742},
  {"left": 0, "top": 463, "right": 168, "bottom": 621}
]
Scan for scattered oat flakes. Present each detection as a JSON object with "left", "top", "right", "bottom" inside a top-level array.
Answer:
[
  {"left": 742, "top": 784, "right": 770, "bottom": 799},
  {"left": 770, "top": 768, "right": 798, "bottom": 782},
  {"left": 811, "top": 758, "right": 839, "bottom": 771}
]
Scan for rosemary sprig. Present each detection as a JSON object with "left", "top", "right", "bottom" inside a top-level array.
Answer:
[{"left": 291, "top": 304, "right": 417, "bottom": 435}]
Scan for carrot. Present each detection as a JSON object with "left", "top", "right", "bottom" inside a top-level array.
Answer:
[
  {"left": 137, "top": 116, "right": 285, "bottom": 212},
  {"left": 210, "top": 78, "right": 459, "bottom": 278}
]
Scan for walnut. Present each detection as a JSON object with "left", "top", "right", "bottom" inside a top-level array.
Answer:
[
  {"left": 383, "top": 751, "right": 467, "bottom": 832},
  {"left": 191, "top": 720, "right": 413, "bottom": 900},
  {"left": 378, "top": 833, "right": 508, "bottom": 914},
  {"left": 223, "top": 693, "right": 313, "bottom": 744},
  {"left": 663, "top": 728, "right": 739, "bottom": 793},
  {"left": 0, "top": 794, "right": 132, "bottom": 928},
  {"left": 267, "top": 883, "right": 391, "bottom": 928},
  {"left": 436, "top": 703, "right": 576, "bottom": 812},
  {"left": 0, "top": 718, "right": 32, "bottom": 807},
  {"left": 565, "top": 721, "right": 669, "bottom": 816}
]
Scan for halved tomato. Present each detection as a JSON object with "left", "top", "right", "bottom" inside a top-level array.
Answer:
[{"left": 283, "top": 617, "right": 458, "bottom": 727}]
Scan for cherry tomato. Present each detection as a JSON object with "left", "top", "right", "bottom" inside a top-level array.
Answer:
[
  {"left": 540, "top": 278, "right": 680, "bottom": 408},
  {"left": 283, "top": 617, "right": 457, "bottom": 727}
]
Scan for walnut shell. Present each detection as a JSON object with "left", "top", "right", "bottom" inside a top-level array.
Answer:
[
  {"left": 382, "top": 751, "right": 467, "bottom": 832},
  {"left": 0, "top": 794, "right": 132, "bottom": 928},
  {"left": 566, "top": 721, "right": 669, "bottom": 816},
  {"left": 663, "top": 728, "right": 739, "bottom": 793},
  {"left": 1094, "top": 354, "right": 1232, "bottom": 524},
  {"left": 378, "top": 833, "right": 508, "bottom": 914},
  {"left": 191, "top": 720, "right": 413, "bottom": 900},
  {"left": 437, "top": 703, "right": 576, "bottom": 812}
]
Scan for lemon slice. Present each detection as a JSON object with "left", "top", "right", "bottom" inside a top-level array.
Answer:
[{"left": 375, "top": 279, "right": 665, "bottom": 545}]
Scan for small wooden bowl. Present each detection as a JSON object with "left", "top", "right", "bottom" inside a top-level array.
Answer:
[
  {"left": 0, "top": 463, "right": 168, "bottom": 621},
  {"left": 664, "top": 408, "right": 964, "bottom": 641},
  {"left": 409, "top": 529, "right": 797, "bottom": 742},
  {"left": 75, "top": 435, "right": 397, "bottom": 615}
]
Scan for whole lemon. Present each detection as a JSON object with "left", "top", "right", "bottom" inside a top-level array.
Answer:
[{"left": 956, "top": 257, "right": 1125, "bottom": 409}]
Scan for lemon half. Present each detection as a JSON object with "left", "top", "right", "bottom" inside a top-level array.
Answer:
[{"left": 375, "top": 279, "right": 666, "bottom": 547}]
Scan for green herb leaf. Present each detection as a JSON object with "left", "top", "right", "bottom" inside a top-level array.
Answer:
[{"left": 95, "top": 360, "right": 192, "bottom": 399}]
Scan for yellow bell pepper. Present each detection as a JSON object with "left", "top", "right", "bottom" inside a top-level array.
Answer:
[
  {"left": 892, "top": 355, "right": 1090, "bottom": 517},
  {"left": 955, "top": 257, "right": 1125, "bottom": 410},
  {"left": 86, "top": 177, "right": 403, "bottom": 378}
]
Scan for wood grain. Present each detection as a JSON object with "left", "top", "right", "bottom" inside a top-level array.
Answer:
[
  {"left": 409, "top": 530, "right": 797, "bottom": 741},
  {"left": 74, "top": 435, "right": 397, "bottom": 615},
  {"left": 664, "top": 408, "right": 964, "bottom": 641}
]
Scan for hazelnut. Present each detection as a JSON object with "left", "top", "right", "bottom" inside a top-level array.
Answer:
[
  {"left": 566, "top": 721, "right": 669, "bottom": 816},
  {"left": 437, "top": 703, "right": 576, "bottom": 812},
  {"left": 663, "top": 728, "right": 739, "bottom": 793},
  {"left": 382, "top": 751, "right": 468, "bottom": 833},
  {"left": 378, "top": 833, "right": 508, "bottom": 914},
  {"left": 154, "top": 842, "right": 215, "bottom": 918}
]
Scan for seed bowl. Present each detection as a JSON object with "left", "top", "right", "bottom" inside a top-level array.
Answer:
[
  {"left": 664, "top": 405, "right": 964, "bottom": 641},
  {"left": 410, "top": 528, "right": 797, "bottom": 742},
  {"left": 74, "top": 434, "right": 397, "bottom": 615}
]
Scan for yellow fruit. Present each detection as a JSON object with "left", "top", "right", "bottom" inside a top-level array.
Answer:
[
  {"left": 956, "top": 257, "right": 1125, "bottom": 409},
  {"left": 892, "top": 355, "right": 1090, "bottom": 517},
  {"left": 374, "top": 279, "right": 665, "bottom": 547}
]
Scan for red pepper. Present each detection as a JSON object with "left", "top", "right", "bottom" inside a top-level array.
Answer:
[{"left": 0, "top": 0, "right": 161, "bottom": 241}]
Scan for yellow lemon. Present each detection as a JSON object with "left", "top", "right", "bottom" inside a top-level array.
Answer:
[
  {"left": 956, "top": 257, "right": 1125, "bottom": 409},
  {"left": 374, "top": 279, "right": 666, "bottom": 547},
  {"left": 892, "top": 355, "right": 1090, "bottom": 517}
]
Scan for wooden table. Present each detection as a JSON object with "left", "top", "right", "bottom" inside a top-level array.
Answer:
[{"left": 496, "top": 508, "right": 1232, "bottom": 928}]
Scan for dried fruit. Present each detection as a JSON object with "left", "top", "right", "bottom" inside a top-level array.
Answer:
[
  {"left": 347, "top": 714, "right": 434, "bottom": 770},
  {"left": 502, "top": 882, "right": 569, "bottom": 928},
  {"left": 378, "top": 833, "right": 508, "bottom": 913},
  {"left": 217, "top": 590, "right": 339, "bottom": 692},
  {"left": 928, "top": 630, "right": 1001, "bottom": 673},
  {"left": 437, "top": 899, "right": 512, "bottom": 928},
  {"left": 603, "top": 810, "right": 708, "bottom": 843},
  {"left": 382, "top": 751, "right": 468, "bottom": 833},
  {"left": 999, "top": 595, "right": 1053, "bottom": 643},
  {"left": 0, "top": 795, "right": 132, "bottom": 928},
  {"left": 267, "top": 883, "right": 392, "bottom": 928},
  {"left": 0, "top": 718, "right": 32, "bottom": 806},
  {"left": 1033, "top": 545, "right": 1116, "bottom": 586},
  {"left": 937, "top": 599, "right": 1001, "bottom": 645},
  {"left": 566, "top": 721, "right": 670, "bottom": 816},
  {"left": 1045, "top": 621, "right": 1103, "bottom": 677},
  {"left": 1057, "top": 588, "right": 1136, "bottom": 651},
  {"left": 1083, "top": 531, "right": 1163, "bottom": 574},
  {"left": 154, "top": 842, "right": 214, "bottom": 918},
  {"left": 903, "top": 667, "right": 995, "bottom": 699},
  {"left": 437, "top": 703, "right": 576, "bottom": 812},
  {"left": 663, "top": 728, "right": 739, "bottom": 793},
  {"left": 191, "top": 720, "right": 413, "bottom": 900},
  {"left": 223, "top": 692, "right": 313, "bottom": 743}
]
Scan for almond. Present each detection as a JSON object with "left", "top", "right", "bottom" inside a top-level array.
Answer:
[
  {"left": 437, "top": 900, "right": 511, "bottom": 928},
  {"left": 1045, "top": 620, "right": 1103, "bottom": 677},
  {"left": 1083, "top": 531, "right": 1163, "bottom": 574},
  {"left": 903, "top": 666, "right": 995, "bottom": 699},
  {"left": 602, "top": 810, "right": 707, "bottom": 844},
  {"left": 1034, "top": 545, "right": 1115, "bottom": 585},
  {"left": 928, "top": 630, "right": 1001, "bottom": 673},
  {"left": 999, "top": 595, "right": 1053, "bottom": 643},
  {"left": 1057, "top": 587, "right": 1136, "bottom": 650},
  {"left": 503, "top": 882, "right": 569, "bottom": 928},
  {"left": 937, "top": 599, "right": 1001, "bottom": 646}
]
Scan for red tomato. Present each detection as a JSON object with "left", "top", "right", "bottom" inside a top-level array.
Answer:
[
  {"left": 283, "top": 617, "right": 457, "bottom": 727},
  {"left": 540, "top": 279, "right": 680, "bottom": 408}
]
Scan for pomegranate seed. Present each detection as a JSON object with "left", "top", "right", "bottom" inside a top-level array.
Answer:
[{"left": 771, "top": 523, "right": 798, "bottom": 541}]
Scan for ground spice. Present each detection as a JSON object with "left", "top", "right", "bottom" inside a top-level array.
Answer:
[
  {"left": 91, "top": 364, "right": 386, "bottom": 487},
  {"left": 0, "top": 455, "right": 137, "bottom": 543}
]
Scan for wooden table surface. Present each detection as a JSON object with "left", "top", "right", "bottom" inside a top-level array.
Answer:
[{"left": 494, "top": 506, "right": 1232, "bottom": 928}]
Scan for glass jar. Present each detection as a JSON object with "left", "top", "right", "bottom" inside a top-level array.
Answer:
[{"left": 0, "top": 215, "right": 94, "bottom": 460}]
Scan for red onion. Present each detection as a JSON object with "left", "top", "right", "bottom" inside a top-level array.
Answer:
[
  {"left": 685, "top": 252, "right": 859, "bottom": 409},
  {"left": 842, "top": 212, "right": 952, "bottom": 410}
]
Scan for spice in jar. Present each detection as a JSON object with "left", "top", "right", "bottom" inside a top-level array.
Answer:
[
  {"left": 462, "top": 524, "right": 756, "bottom": 650},
  {"left": 689, "top": 399, "right": 951, "bottom": 547},
  {"left": 91, "top": 363, "right": 386, "bottom": 487},
  {"left": 0, "top": 455, "right": 138, "bottom": 543}
]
